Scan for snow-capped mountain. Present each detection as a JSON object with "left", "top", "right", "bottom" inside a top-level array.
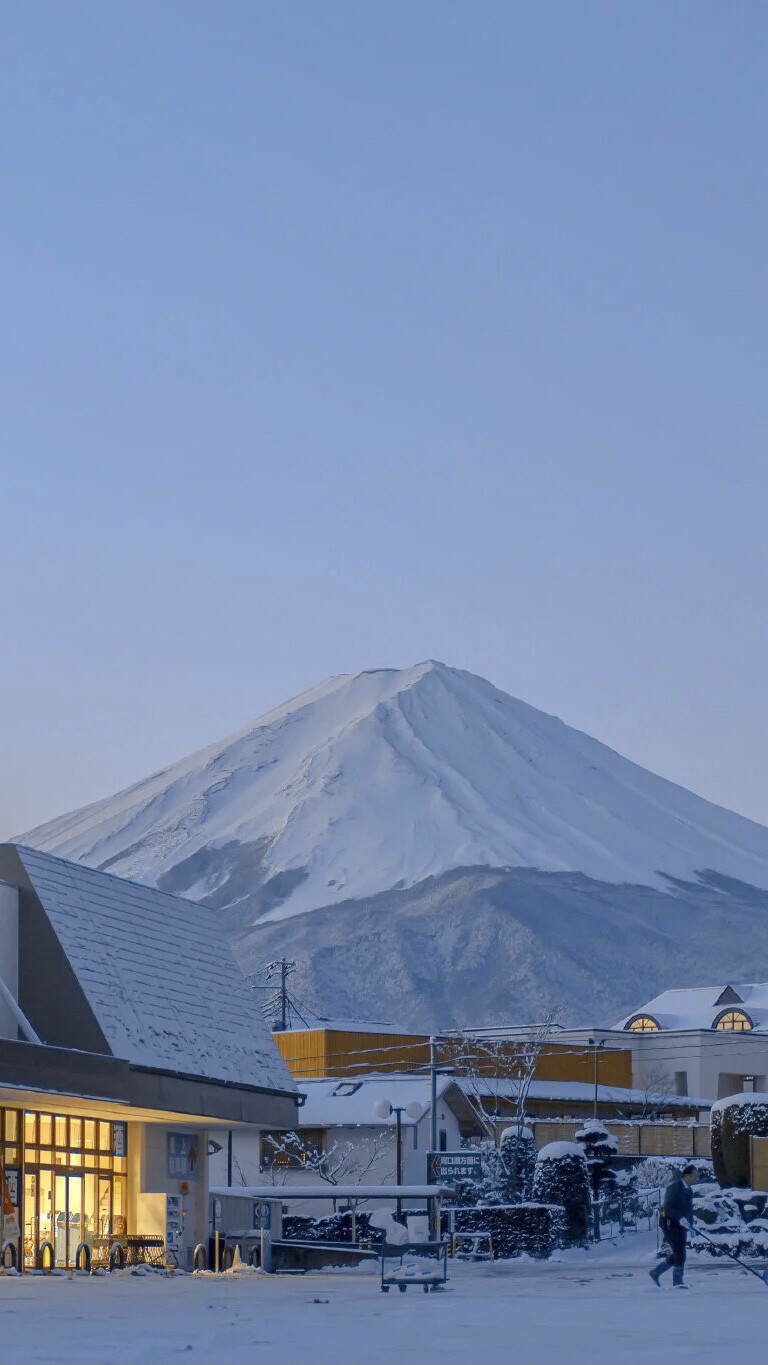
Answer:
[{"left": 20, "top": 661, "right": 768, "bottom": 1027}]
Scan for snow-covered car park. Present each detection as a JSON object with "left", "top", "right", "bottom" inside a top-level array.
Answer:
[{"left": 2, "top": 1233, "right": 768, "bottom": 1365}]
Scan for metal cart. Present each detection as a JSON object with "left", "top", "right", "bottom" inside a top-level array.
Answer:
[{"left": 380, "top": 1240, "right": 449, "bottom": 1293}]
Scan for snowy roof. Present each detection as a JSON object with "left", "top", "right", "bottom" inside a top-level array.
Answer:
[
  {"left": 292, "top": 1071, "right": 707, "bottom": 1129},
  {"left": 210, "top": 1185, "right": 452, "bottom": 1200},
  {"left": 9, "top": 845, "right": 295, "bottom": 1094},
  {"left": 296, "top": 1074, "right": 456, "bottom": 1128},
  {"left": 455, "top": 1077, "right": 710, "bottom": 1110},
  {"left": 615, "top": 983, "right": 768, "bottom": 1032}
]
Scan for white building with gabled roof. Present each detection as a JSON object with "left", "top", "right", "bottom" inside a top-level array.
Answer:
[
  {"left": 616, "top": 982, "right": 768, "bottom": 1035},
  {"left": 0, "top": 843, "right": 297, "bottom": 1272},
  {"left": 528, "top": 982, "right": 768, "bottom": 1105}
]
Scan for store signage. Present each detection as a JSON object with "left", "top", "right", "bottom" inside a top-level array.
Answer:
[
  {"left": 4, "top": 1167, "right": 19, "bottom": 1207},
  {"left": 166, "top": 1194, "right": 183, "bottom": 1260},
  {"left": 427, "top": 1151, "right": 484, "bottom": 1183},
  {"left": 1, "top": 1166, "right": 20, "bottom": 1240},
  {"left": 113, "top": 1122, "right": 127, "bottom": 1158},
  {"left": 167, "top": 1132, "right": 199, "bottom": 1181},
  {"left": 253, "top": 1201, "right": 272, "bottom": 1230}
]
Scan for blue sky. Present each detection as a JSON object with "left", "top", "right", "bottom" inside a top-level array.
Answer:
[{"left": 2, "top": 1, "right": 767, "bottom": 835}]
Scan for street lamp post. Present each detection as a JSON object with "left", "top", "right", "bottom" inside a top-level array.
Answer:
[
  {"left": 588, "top": 1036, "right": 607, "bottom": 1243},
  {"left": 374, "top": 1099, "right": 425, "bottom": 1220},
  {"left": 589, "top": 1037, "right": 606, "bottom": 1118}
]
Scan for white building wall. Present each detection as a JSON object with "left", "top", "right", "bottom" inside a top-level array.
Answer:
[
  {"left": 136, "top": 1123, "right": 210, "bottom": 1267},
  {"left": 554, "top": 1026, "right": 768, "bottom": 1105},
  {"left": 209, "top": 1102, "right": 464, "bottom": 1216}
]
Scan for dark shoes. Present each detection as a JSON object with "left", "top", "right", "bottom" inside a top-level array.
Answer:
[{"left": 649, "top": 1267, "right": 663, "bottom": 1286}]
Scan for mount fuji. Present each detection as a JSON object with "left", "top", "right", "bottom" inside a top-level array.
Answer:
[{"left": 19, "top": 661, "right": 768, "bottom": 1028}]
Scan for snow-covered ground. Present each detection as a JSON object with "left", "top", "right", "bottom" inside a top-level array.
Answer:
[{"left": 3, "top": 1234, "right": 768, "bottom": 1365}]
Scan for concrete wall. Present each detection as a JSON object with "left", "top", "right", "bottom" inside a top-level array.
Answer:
[{"left": 0, "top": 884, "right": 19, "bottom": 1039}]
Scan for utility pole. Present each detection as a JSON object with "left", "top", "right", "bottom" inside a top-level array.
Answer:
[
  {"left": 589, "top": 1036, "right": 606, "bottom": 1117},
  {"left": 263, "top": 958, "right": 298, "bottom": 1030},
  {"left": 280, "top": 959, "right": 289, "bottom": 1031},
  {"left": 429, "top": 1036, "right": 438, "bottom": 1158}
]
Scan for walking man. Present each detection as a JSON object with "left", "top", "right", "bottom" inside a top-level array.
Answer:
[{"left": 650, "top": 1163, "right": 699, "bottom": 1288}]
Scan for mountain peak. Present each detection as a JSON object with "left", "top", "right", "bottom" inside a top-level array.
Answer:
[{"left": 20, "top": 662, "right": 768, "bottom": 927}]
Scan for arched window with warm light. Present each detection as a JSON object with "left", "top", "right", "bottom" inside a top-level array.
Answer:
[
  {"left": 713, "top": 1009, "right": 753, "bottom": 1032},
  {"left": 625, "top": 1015, "right": 660, "bottom": 1033}
]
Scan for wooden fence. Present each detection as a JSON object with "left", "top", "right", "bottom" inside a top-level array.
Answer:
[{"left": 529, "top": 1118, "right": 711, "bottom": 1158}]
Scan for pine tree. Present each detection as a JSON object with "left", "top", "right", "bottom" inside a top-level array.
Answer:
[
  {"left": 499, "top": 1125, "right": 536, "bottom": 1202},
  {"left": 574, "top": 1120, "right": 618, "bottom": 1200}
]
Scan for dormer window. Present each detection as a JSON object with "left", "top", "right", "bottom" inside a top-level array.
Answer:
[
  {"left": 714, "top": 1009, "right": 753, "bottom": 1032},
  {"left": 626, "top": 1015, "right": 660, "bottom": 1033},
  {"left": 714, "top": 986, "right": 744, "bottom": 1007}
]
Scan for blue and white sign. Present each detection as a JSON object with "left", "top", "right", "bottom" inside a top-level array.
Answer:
[
  {"left": 113, "top": 1122, "right": 127, "bottom": 1158},
  {"left": 4, "top": 1167, "right": 19, "bottom": 1207},
  {"left": 168, "top": 1132, "right": 199, "bottom": 1181},
  {"left": 253, "top": 1201, "right": 272, "bottom": 1230},
  {"left": 428, "top": 1151, "right": 484, "bottom": 1183}
]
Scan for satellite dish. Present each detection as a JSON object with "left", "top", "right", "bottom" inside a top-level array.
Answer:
[{"left": 373, "top": 1100, "right": 392, "bottom": 1120}]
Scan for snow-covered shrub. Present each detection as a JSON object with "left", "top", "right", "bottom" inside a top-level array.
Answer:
[
  {"left": 499, "top": 1125, "right": 536, "bottom": 1202},
  {"left": 506, "top": 1203, "right": 566, "bottom": 1257},
  {"left": 453, "top": 1142, "right": 506, "bottom": 1206},
  {"left": 691, "top": 1187, "right": 768, "bottom": 1258},
  {"left": 635, "top": 1155, "right": 714, "bottom": 1191},
  {"left": 531, "top": 1142, "right": 591, "bottom": 1246},
  {"left": 574, "top": 1120, "right": 618, "bottom": 1198},
  {"left": 444, "top": 1203, "right": 565, "bottom": 1258},
  {"left": 281, "top": 1211, "right": 382, "bottom": 1245},
  {"left": 711, "top": 1093, "right": 768, "bottom": 1188}
]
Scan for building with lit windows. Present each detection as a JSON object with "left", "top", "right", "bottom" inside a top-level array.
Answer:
[
  {"left": 538, "top": 984, "right": 768, "bottom": 1105},
  {"left": 0, "top": 844, "right": 296, "bottom": 1271}
]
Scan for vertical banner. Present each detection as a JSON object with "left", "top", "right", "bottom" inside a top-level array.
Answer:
[{"left": 0, "top": 1163, "right": 20, "bottom": 1241}]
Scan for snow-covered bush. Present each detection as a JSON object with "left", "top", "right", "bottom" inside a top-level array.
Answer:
[
  {"left": 691, "top": 1186, "right": 768, "bottom": 1258},
  {"left": 574, "top": 1120, "right": 618, "bottom": 1198},
  {"left": 499, "top": 1125, "right": 536, "bottom": 1202},
  {"left": 635, "top": 1155, "right": 714, "bottom": 1191},
  {"left": 281, "top": 1211, "right": 382, "bottom": 1245},
  {"left": 531, "top": 1142, "right": 591, "bottom": 1246},
  {"left": 711, "top": 1093, "right": 768, "bottom": 1188},
  {"left": 445, "top": 1203, "right": 565, "bottom": 1258},
  {"left": 455, "top": 1131, "right": 536, "bottom": 1206}
]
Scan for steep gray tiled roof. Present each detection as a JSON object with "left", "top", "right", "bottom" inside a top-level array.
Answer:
[{"left": 13, "top": 845, "right": 294, "bottom": 1094}]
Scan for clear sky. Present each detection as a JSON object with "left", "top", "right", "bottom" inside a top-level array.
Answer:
[{"left": 2, "top": 1, "right": 767, "bottom": 837}]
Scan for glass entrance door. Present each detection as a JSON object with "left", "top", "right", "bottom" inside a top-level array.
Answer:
[{"left": 54, "top": 1174, "right": 83, "bottom": 1268}]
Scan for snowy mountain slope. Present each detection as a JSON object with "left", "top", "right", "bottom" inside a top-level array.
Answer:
[
  {"left": 240, "top": 865, "right": 768, "bottom": 1030},
  {"left": 20, "top": 659, "right": 768, "bottom": 924},
  {"left": 20, "top": 660, "right": 768, "bottom": 929}
]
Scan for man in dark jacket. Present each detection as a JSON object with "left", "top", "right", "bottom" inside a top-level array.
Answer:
[{"left": 650, "top": 1164, "right": 699, "bottom": 1288}]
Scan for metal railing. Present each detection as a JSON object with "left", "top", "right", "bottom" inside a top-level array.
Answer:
[{"left": 593, "top": 1186, "right": 662, "bottom": 1239}]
